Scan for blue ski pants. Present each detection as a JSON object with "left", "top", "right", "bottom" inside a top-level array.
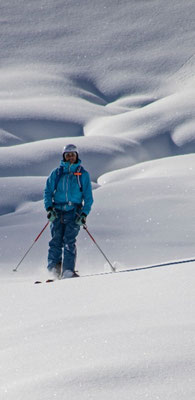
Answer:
[{"left": 47, "top": 209, "right": 80, "bottom": 273}]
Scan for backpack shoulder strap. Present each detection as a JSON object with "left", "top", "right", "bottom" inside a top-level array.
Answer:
[{"left": 74, "top": 165, "right": 84, "bottom": 192}]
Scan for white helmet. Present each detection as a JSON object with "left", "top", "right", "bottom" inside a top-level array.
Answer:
[{"left": 63, "top": 144, "right": 78, "bottom": 155}]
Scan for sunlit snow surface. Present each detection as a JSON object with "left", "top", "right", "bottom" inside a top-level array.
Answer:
[{"left": 0, "top": 0, "right": 195, "bottom": 399}]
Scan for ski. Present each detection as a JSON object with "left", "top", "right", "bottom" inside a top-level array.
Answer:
[
  {"left": 34, "top": 279, "right": 56, "bottom": 284},
  {"left": 34, "top": 275, "right": 79, "bottom": 284}
]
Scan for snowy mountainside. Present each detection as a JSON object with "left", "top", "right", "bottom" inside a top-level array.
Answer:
[
  {"left": 0, "top": 1, "right": 195, "bottom": 399},
  {"left": 1, "top": 0, "right": 195, "bottom": 153}
]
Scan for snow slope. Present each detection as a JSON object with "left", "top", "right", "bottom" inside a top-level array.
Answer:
[
  {"left": 1, "top": 264, "right": 195, "bottom": 400},
  {"left": 0, "top": 0, "right": 195, "bottom": 399}
]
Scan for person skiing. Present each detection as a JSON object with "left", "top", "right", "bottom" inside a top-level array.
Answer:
[{"left": 44, "top": 144, "right": 93, "bottom": 279}]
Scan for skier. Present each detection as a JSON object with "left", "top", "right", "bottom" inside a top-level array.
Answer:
[{"left": 44, "top": 144, "right": 93, "bottom": 279}]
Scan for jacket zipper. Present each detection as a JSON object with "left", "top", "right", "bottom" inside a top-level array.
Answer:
[
  {"left": 62, "top": 173, "right": 68, "bottom": 204},
  {"left": 66, "top": 164, "right": 71, "bottom": 203}
]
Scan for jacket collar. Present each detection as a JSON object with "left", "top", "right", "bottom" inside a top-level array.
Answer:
[{"left": 60, "top": 159, "right": 81, "bottom": 172}]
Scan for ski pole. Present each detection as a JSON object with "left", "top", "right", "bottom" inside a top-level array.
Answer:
[
  {"left": 13, "top": 221, "right": 50, "bottom": 272},
  {"left": 83, "top": 225, "right": 116, "bottom": 272}
]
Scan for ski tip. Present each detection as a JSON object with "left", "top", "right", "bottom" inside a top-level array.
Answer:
[{"left": 34, "top": 281, "right": 42, "bottom": 284}]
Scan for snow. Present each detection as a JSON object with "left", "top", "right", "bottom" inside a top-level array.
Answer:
[
  {"left": 0, "top": 0, "right": 195, "bottom": 399},
  {"left": 1, "top": 267, "right": 195, "bottom": 400}
]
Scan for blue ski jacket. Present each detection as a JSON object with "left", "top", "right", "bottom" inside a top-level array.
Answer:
[{"left": 44, "top": 159, "right": 93, "bottom": 215}]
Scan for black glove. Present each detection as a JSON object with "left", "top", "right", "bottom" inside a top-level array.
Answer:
[
  {"left": 47, "top": 207, "right": 57, "bottom": 222},
  {"left": 75, "top": 212, "right": 87, "bottom": 226}
]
